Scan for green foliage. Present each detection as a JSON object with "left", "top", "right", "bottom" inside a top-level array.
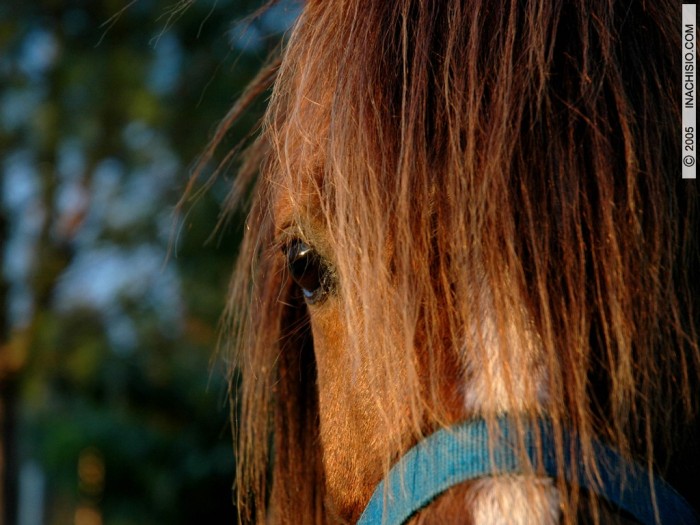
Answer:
[{"left": 1, "top": 0, "right": 289, "bottom": 522}]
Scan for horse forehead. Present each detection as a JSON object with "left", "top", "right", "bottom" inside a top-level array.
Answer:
[
  {"left": 271, "top": 178, "right": 327, "bottom": 243},
  {"left": 272, "top": 182, "right": 312, "bottom": 227},
  {"left": 272, "top": 191, "right": 296, "bottom": 230}
]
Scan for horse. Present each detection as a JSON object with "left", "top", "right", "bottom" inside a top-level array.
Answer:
[{"left": 194, "top": 0, "right": 700, "bottom": 522}]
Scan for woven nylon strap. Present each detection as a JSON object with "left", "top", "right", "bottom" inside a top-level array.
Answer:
[{"left": 357, "top": 417, "right": 699, "bottom": 525}]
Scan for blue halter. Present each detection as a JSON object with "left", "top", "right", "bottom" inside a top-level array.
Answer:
[{"left": 357, "top": 417, "right": 699, "bottom": 525}]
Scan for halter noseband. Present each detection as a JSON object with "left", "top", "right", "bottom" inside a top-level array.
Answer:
[{"left": 358, "top": 417, "right": 699, "bottom": 525}]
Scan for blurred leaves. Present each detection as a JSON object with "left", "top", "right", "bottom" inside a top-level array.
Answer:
[{"left": 1, "top": 0, "right": 296, "bottom": 523}]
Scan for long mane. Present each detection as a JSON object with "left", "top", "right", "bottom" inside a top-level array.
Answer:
[{"left": 201, "top": 0, "right": 700, "bottom": 522}]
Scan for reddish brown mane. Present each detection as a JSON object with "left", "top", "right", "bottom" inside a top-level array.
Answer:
[{"left": 191, "top": 0, "right": 699, "bottom": 523}]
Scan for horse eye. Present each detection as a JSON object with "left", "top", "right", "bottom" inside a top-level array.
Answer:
[{"left": 284, "top": 240, "right": 333, "bottom": 304}]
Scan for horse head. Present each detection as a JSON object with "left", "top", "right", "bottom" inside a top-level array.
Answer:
[{"left": 213, "top": 1, "right": 699, "bottom": 523}]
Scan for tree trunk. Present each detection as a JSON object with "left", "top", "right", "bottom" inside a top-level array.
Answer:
[{"left": 0, "top": 205, "right": 18, "bottom": 525}]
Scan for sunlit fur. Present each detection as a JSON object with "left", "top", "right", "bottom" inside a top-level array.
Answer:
[{"left": 193, "top": 0, "right": 700, "bottom": 523}]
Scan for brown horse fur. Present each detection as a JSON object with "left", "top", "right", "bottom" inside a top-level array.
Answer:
[{"left": 186, "top": 0, "right": 700, "bottom": 523}]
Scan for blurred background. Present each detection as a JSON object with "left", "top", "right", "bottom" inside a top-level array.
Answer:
[{"left": 0, "top": 1, "right": 299, "bottom": 524}]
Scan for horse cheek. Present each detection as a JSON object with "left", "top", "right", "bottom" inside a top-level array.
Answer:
[{"left": 308, "top": 305, "right": 384, "bottom": 521}]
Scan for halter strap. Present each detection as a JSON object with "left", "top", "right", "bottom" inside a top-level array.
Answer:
[{"left": 357, "top": 417, "right": 699, "bottom": 525}]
